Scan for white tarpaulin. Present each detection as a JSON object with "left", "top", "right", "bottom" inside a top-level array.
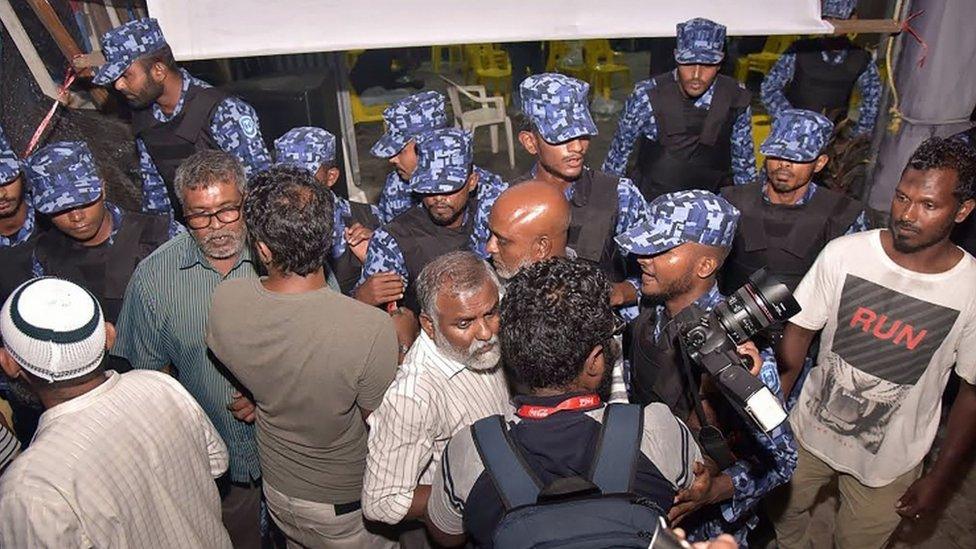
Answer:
[{"left": 147, "top": 0, "right": 832, "bottom": 61}]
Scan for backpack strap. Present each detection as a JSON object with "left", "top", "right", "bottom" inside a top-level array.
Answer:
[
  {"left": 471, "top": 415, "right": 543, "bottom": 510},
  {"left": 589, "top": 403, "right": 643, "bottom": 494}
]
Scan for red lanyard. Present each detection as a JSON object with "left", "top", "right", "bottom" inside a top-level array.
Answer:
[{"left": 516, "top": 394, "right": 602, "bottom": 419}]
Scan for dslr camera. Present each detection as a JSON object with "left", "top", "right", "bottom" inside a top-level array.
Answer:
[{"left": 673, "top": 268, "right": 799, "bottom": 433}]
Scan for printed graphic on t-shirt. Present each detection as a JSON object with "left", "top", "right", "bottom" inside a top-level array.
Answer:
[{"left": 806, "top": 274, "right": 958, "bottom": 454}]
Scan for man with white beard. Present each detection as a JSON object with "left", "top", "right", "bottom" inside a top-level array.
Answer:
[
  {"left": 487, "top": 179, "right": 571, "bottom": 283},
  {"left": 363, "top": 251, "right": 511, "bottom": 547}
]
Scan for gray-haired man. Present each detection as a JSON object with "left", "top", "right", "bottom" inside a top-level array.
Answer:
[{"left": 362, "top": 251, "right": 511, "bottom": 546}]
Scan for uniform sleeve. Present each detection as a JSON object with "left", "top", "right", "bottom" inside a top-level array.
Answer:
[
  {"left": 844, "top": 210, "right": 870, "bottom": 235},
  {"left": 111, "top": 269, "right": 170, "bottom": 370},
  {"left": 851, "top": 61, "right": 882, "bottom": 137},
  {"left": 210, "top": 98, "right": 273, "bottom": 179},
  {"left": 355, "top": 226, "right": 409, "bottom": 288},
  {"left": 640, "top": 403, "right": 703, "bottom": 491},
  {"left": 377, "top": 172, "right": 413, "bottom": 224},
  {"left": 731, "top": 105, "right": 759, "bottom": 185},
  {"left": 355, "top": 321, "right": 398, "bottom": 411},
  {"left": 603, "top": 80, "right": 657, "bottom": 176},
  {"left": 719, "top": 349, "right": 797, "bottom": 523},
  {"left": 787, "top": 239, "right": 842, "bottom": 331},
  {"left": 0, "top": 489, "right": 87, "bottom": 548},
  {"left": 137, "top": 138, "right": 173, "bottom": 214},
  {"left": 362, "top": 376, "right": 437, "bottom": 524},
  {"left": 614, "top": 177, "right": 650, "bottom": 236},
  {"left": 471, "top": 173, "right": 508, "bottom": 259},
  {"left": 428, "top": 428, "right": 485, "bottom": 536},
  {"left": 760, "top": 53, "right": 797, "bottom": 116},
  {"left": 31, "top": 253, "right": 43, "bottom": 277}
]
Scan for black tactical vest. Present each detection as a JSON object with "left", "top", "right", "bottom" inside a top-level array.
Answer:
[
  {"left": 33, "top": 210, "right": 171, "bottom": 323},
  {"left": 633, "top": 74, "right": 751, "bottom": 201},
  {"left": 0, "top": 232, "right": 39, "bottom": 309},
  {"left": 385, "top": 201, "right": 478, "bottom": 314},
  {"left": 720, "top": 182, "right": 863, "bottom": 294},
  {"left": 784, "top": 38, "right": 871, "bottom": 122},
  {"left": 131, "top": 85, "right": 228, "bottom": 221},
  {"left": 330, "top": 201, "right": 381, "bottom": 296},
  {"left": 629, "top": 307, "right": 694, "bottom": 419}
]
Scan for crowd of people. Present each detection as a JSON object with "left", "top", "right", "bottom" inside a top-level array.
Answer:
[{"left": 0, "top": 1, "right": 974, "bottom": 548}]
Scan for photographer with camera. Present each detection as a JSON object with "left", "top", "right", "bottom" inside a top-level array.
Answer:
[{"left": 617, "top": 190, "right": 797, "bottom": 545}]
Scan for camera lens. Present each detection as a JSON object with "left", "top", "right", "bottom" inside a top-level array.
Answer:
[{"left": 714, "top": 269, "right": 800, "bottom": 344}]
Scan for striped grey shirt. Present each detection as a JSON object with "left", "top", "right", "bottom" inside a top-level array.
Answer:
[
  {"left": 112, "top": 232, "right": 261, "bottom": 483},
  {"left": 362, "top": 331, "right": 512, "bottom": 524},
  {"left": 0, "top": 423, "right": 18, "bottom": 472}
]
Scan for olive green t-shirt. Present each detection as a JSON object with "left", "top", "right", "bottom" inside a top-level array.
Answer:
[{"left": 206, "top": 277, "right": 397, "bottom": 503}]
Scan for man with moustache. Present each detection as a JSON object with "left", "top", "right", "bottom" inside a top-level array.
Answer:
[
  {"left": 363, "top": 252, "right": 510, "bottom": 547},
  {"left": 772, "top": 137, "right": 976, "bottom": 549},
  {"left": 0, "top": 128, "right": 35, "bottom": 309},
  {"left": 356, "top": 128, "right": 506, "bottom": 315},
  {"left": 618, "top": 190, "right": 796, "bottom": 546},
  {"left": 26, "top": 141, "right": 175, "bottom": 324},
  {"left": 604, "top": 18, "right": 757, "bottom": 201},
  {"left": 721, "top": 109, "right": 866, "bottom": 297},
  {"left": 112, "top": 150, "right": 263, "bottom": 549},
  {"left": 516, "top": 73, "right": 649, "bottom": 320},
  {"left": 486, "top": 180, "right": 571, "bottom": 282},
  {"left": 92, "top": 17, "right": 271, "bottom": 221}
]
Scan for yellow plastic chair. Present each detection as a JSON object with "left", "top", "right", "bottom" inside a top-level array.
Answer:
[
  {"left": 583, "top": 39, "right": 631, "bottom": 99},
  {"left": 752, "top": 113, "right": 772, "bottom": 168},
  {"left": 464, "top": 44, "right": 512, "bottom": 105},
  {"left": 734, "top": 35, "right": 798, "bottom": 83},
  {"left": 350, "top": 90, "right": 387, "bottom": 125},
  {"left": 431, "top": 45, "right": 464, "bottom": 72},
  {"left": 545, "top": 41, "right": 590, "bottom": 81}
]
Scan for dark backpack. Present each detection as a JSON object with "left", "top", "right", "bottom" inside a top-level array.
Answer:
[{"left": 471, "top": 404, "right": 665, "bottom": 548}]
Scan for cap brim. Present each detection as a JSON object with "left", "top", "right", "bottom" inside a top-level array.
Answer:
[
  {"left": 370, "top": 133, "right": 407, "bottom": 159},
  {"left": 35, "top": 186, "right": 102, "bottom": 215},
  {"left": 675, "top": 50, "right": 725, "bottom": 65},
  {"left": 538, "top": 117, "right": 599, "bottom": 145},
  {"left": 759, "top": 142, "right": 817, "bottom": 163},
  {"left": 0, "top": 161, "right": 20, "bottom": 185},
  {"left": 409, "top": 173, "right": 468, "bottom": 194},
  {"left": 614, "top": 225, "right": 681, "bottom": 256},
  {"left": 92, "top": 60, "right": 127, "bottom": 86}
]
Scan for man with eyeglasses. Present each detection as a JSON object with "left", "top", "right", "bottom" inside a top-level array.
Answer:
[
  {"left": 112, "top": 149, "right": 264, "bottom": 549},
  {"left": 25, "top": 141, "right": 177, "bottom": 324}
]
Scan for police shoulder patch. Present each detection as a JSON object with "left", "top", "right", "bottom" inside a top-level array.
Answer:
[{"left": 239, "top": 116, "right": 258, "bottom": 139}]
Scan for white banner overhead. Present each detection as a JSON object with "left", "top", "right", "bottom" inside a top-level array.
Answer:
[{"left": 147, "top": 0, "right": 832, "bottom": 61}]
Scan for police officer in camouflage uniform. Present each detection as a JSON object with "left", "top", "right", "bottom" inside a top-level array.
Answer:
[
  {"left": 721, "top": 109, "right": 867, "bottom": 298},
  {"left": 274, "top": 126, "right": 381, "bottom": 294},
  {"left": 357, "top": 128, "right": 507, "bottom": 315},
  {"left": 0, "top": 127, "right": 36, "bottom": 306},
  {"left": 27, "top": 141, "right": 178, "bottom": 324},
  {"left": 92, "top": 17, "right": 271, "bottom": 222},
  {"left": 371, "top": 91, "right": 449, "bottom": 223},
  {"left": 617, "top": 190, "right": 797, "bottom": 546},
  {"left": 604, "top": 18, "right": 758, "bottom": 201},
  {"left": 761, "top": 0, "right": 882, "bottom": 137},
  {"left": 517, "top": 73, "right": 649, "bottom": 320}
]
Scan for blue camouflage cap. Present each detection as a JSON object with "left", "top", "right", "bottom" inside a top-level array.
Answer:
[
  {"left": 675, "top": 18, "right": 727, "bottom": 65},
  {"left": 371, "top": 91, "right": 448, "bottom": 159},
  {"left": 409, "top": 128, "right": 473, "bottom": 194},
  {"left": 519, "top": 73, "right": 598, "bottom": 144},
  {"left": 0, "top": 127, "right": 21, "bottom": 185},
  {"left": 93, "top": 17, "right": 168, "bottom": 86},
  {"left": 616, "top": 190, "right": 739, "bottom": 255},
  {"left": 274, "top": 127, "right": 337, "bottom": 173},
  {"left": 822, "top": 0, "right": 856, "bottom": 19},
  {"left": 760, "top": 109, "right": 835, "bottom": 163},
  {"left": 26, "top": 141, "right": 103, "bottom": 215}
]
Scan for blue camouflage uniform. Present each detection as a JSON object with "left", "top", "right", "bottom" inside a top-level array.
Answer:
[
  {"left": 0, "top": 128, "right": 33, "bottom": 248},
  {"left": 274, "top": 126, "right": 381, "bottom": 261},
  {"left": 521, "top": 73, "right": 649, "bottom": 321},
  {"left": 93, "top": 18, "right": 271, "bottom": 215},
  {"left": 370, "top": 91, "right": 449, "bottom": 223},
  {"left": 358, "top": 128, "right": 506, "bottom": 287},
  {"left": 758, "top": 109, "right": 868, "bottom": 233},
  {"left": 760, "top": 0, "right": 881, "bottom": 137},
  {"left": 603, "top": 18, "right": 758, "bottom": 185},
  {"left": 616, "top": 190, "right": 798, "bottom": 546}
]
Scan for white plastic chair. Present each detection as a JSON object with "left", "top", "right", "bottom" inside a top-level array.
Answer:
[{"left": 442, "top": 76, "right": 515, "bottom": 169}]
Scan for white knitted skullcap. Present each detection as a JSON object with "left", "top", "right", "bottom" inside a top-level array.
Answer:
[{"left": 0, "top": 277, "right": 105, "bottom": 382}]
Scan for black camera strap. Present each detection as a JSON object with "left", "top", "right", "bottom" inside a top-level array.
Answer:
[{"left": 674, "top": 331, "right": 736, "bottom": 470}]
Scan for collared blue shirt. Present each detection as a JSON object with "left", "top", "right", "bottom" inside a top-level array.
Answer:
[
  {"left": 358, "top": 166, "right": 506, "bottom": 287},
  {"left": 376, "top": 170, "right": 415, "bottom": 224},
  {"left": 759, "top": 177, "right": 869, "bottom": 235},
  {"left": 0, "top": 199, "right": 35, "bottom": 248},
  {"left": 603, "top": 72, "right": 758, "bottom": 185},
  {"left": 112, "top": 232, "right": 261, "bottom": 482},
  {"left": 760, "top": 50, "right": 882, "bottom": 137},
  {"left": 650, "top": 283, "right": 797, "bottom": 546},
  {"left": 140, "top": 68, "right": 272, "bottom": 214}
]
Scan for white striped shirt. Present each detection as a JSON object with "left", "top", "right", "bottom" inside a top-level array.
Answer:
[
  {"left": 0, "top": 423, "right": 18, "bottom": 472},
  {"left": 362, "top": 331, "right": 512, "bottom": 524},
  {"left": 0, "top": 370, "right": 231, "bottom": 548}
]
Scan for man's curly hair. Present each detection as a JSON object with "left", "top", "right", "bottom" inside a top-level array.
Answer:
[
  {"left": 500, "top": 257, "right": 614, "bottom": 392},
  {"left": 906, "top": 137, "right": 976, "bottom": 203}
]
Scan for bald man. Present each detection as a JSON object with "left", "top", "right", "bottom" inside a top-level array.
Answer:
[{"left": 487, "top": 179, "right": 571, "bottom": 280}]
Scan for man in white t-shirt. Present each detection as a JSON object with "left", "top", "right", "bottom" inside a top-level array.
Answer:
[{"left": 771, "top": 137, "right": 976, "bottom": 549}]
